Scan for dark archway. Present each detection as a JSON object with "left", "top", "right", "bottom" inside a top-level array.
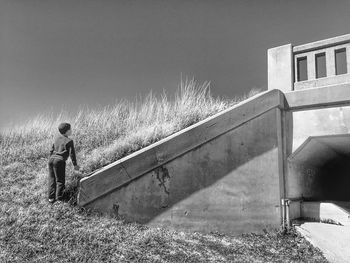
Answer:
[{"left": 288, "top": 134, "right": 350, "bottom": 201}]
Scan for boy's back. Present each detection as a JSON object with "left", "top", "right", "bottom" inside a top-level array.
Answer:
[{"left": 50, "top": 134, "right": 77, "bottom": 166}]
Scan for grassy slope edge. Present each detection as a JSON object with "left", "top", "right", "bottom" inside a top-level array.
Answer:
[{"left": 0, "top": 80, "right": 327, "bottom": 262}]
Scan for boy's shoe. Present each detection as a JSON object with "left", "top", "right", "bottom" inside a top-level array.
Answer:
[{"left": 48, "top": 198, "right": 55, "bottom": 204}]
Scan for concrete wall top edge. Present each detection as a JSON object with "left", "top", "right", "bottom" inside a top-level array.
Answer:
[
  {"left": 78, "top": 89, "right": 284, "bottom": 206},
  {"left": 293, "top": 33, "right": 350, "bottom": 54}
]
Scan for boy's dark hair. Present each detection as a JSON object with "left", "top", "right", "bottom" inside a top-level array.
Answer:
[{"left": 58, "top": 122, "right": 71, "bottom": 135}]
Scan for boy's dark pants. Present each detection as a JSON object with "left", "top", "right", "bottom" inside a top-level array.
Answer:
[{"left": 48, "top": 157, "right": 66, "bottom": 200}]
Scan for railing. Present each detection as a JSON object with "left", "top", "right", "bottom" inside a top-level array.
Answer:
[{"left": 293, "top": 34, "right": 350, "bottom": 90}]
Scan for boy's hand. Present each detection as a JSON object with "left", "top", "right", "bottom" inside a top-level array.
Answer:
[{"left": 74, "top": 165, "right": 80, "bottom": 171}]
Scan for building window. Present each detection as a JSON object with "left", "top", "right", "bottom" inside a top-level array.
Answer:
[
  {"left": 315, "top": 52, "right": 327, "bottom": 78},
  {"left": 297, "top": 57, "right": 308, "bottom": 81},
  {"left": 335, "top": 48, "right": 347, "bottom": 75}
]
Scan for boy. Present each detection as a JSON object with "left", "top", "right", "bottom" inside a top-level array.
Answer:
[{"left": 48, "top": 122, "right": 80, "bottom": 203}]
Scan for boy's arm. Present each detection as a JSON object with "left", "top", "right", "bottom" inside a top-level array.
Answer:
[
  {"left": 69, "top": 140, "right": 78, "bottom": 166},
  {"left": 49, "top": 143, "right": 54, "bottom": 156}
]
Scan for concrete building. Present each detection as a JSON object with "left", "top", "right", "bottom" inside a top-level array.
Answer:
[{"left": 78, "top": 34, "right": 350, "bottom": 234}]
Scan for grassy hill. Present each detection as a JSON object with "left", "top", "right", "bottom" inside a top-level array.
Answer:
[{"left": 0, "top": 80, "right": 327, "bottom": 262}]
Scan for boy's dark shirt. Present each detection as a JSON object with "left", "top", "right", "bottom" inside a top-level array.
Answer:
[{"left": 49, "top": 134, "right": 77, "bottom": 166}]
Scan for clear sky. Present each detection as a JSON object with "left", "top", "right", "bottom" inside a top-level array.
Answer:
[{"left": 1, "top": 0, "right": 350, "bottom": 130}]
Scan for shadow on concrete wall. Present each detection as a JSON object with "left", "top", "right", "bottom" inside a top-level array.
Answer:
[{"left": 138, "top": 134, "right": 279, "bottom": 226}]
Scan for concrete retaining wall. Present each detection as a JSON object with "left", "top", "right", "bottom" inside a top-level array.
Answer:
[
  {"left": 86, "top": 108, "right": 282, "bottom": 234},
  {"left": 78, "top": 89, "right": 285, "bottom": 234}
]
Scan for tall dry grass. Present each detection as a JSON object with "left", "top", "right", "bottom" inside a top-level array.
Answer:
[{"left": 1, "top": 79, "right": 261, "bottom": 176}]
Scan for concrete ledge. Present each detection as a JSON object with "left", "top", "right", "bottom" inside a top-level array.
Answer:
[
  {"left": 78, "top": 89, "right": 285, "bottom": 206},
  {"left": 294, "top": 74, "right": 350, "bottom": 90},
  {"left": 284, "top": 83, "right": 350, "bottom": 110}
]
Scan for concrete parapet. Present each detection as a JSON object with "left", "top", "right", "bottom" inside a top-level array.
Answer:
[{"left": 268, "top": 34, "right": 350, "bottom": 92}]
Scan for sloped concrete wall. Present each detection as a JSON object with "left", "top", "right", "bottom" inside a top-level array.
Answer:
[
  {"left": 78, "top": 89, "right": 286, "bottom": 234},
  {"left": 85, "top": 108, "right": 282, "bottom": 234},
  {"left": 78, "top": 89, "right": 284, "bottom": 206}
]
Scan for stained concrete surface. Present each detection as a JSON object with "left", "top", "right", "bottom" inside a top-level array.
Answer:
[{"left": 296, "top": 222, "right": 350, "bottom": 263}]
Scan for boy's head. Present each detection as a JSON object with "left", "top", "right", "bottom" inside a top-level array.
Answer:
[{"left": 58, "top": 122, "right": 72, "bottom": 136}]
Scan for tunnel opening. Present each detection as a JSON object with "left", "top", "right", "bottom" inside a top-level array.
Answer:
[
  {"left": 316, "top": 155, "right": 350, "bottom": 201},
  {"left": 287, "top": 134, "right": 350, "bottom": 224},
  {"left": 288, "top": 134, "right": 350, "bottom": 202}
]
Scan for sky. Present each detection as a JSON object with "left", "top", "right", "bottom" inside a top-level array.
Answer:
[{"left": 1, "top": 0, "right": 350, "bottom": 130}]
